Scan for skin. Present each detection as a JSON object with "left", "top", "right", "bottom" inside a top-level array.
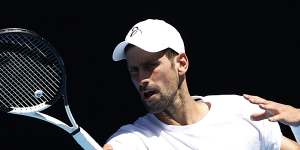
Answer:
[
  {"left": 104, "top": 47, "right": 300, "bottom": 149},
  {"left": 243, "top": 94, "right": 300, "bottom": 126},
  {"left": 125, "top": 46, "right": 209, "bottom": 125}
]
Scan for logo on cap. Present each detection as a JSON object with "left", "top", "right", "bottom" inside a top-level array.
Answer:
[{"left": 129, "top": 27, "right": 142, "bottom": 37}]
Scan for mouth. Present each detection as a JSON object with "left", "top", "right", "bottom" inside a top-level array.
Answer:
[{"left": 142, "top": 90, "right": 157, "bottom": 100}]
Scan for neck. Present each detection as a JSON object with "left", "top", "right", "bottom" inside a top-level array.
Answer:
[{"left": 154, "top": 81, "right": 209, "bottom": 125}]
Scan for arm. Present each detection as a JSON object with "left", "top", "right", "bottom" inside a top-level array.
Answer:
[{"left": 281, "top": 136, "right": 300, "bottom": 150}]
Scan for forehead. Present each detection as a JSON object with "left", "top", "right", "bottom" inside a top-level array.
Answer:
[{"left": 125, "top": 46, "right": 165, "bottom": 64}]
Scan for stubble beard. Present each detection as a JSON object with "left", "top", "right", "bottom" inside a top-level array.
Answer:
[{"left": 143, "top": 87, "right": 177, "bottom": 114}]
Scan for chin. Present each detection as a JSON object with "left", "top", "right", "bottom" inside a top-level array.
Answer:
[
  {"left": 146, "top": 108, "right": 163, "bottom": 114},
  {"left": 144, "top": 103, "right": 166, "bottom": 114}
]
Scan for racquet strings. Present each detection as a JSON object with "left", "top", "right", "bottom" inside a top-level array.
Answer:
[{"left": 0, "top": 30, "right": 64, "bottom": 112}]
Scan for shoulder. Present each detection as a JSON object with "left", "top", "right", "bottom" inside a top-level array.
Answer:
[
  {"left": 199, "top": 94, "right": 282, "bottom": 148},
  {"left": 106, "top": 113, "right": 166, "bottom": 149},
  {"left": 106, "top": 121, "right": 148, "bottom": 149},
  {"left": 106, "top": 114, "right": 158, "bottom": 147},
  {"left": 106, "top": 123, "right": 148, "bottom": 149},
  {"left": 107, "top": 114, "right": 152, "bottom": 138},
  {"left": 199, "top": 94, "right": 254, "bottom": 108},
  {"left": 200, "top": 94, "right": 245, "bottom": 102},
  {"left": 196, "top": 94, "right": 264, "bottom": 117}
]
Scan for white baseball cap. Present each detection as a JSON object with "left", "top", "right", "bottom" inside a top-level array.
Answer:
[{"left": 112, "top": 19, "right": 185, "bottom": 61}]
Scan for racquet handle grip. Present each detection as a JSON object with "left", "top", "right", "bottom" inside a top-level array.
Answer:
[{"left": 73, "top": 127, "right": 103, "bottom": 150}]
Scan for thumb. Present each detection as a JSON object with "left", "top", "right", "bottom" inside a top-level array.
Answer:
[{"left": 250, "top": 111, "right": 269, "bottom": 121}]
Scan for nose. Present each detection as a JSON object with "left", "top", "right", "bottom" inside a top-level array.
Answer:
[
  {"left": 133, "top": 69, "right": 150, "bottom": 88},
  {"left": 138, "top": 70, "right": 150, "bottom": 84}
]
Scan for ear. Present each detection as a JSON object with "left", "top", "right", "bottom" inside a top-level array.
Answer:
[{"left": 175, "top": 53, "right": 189, "bottom": 75}]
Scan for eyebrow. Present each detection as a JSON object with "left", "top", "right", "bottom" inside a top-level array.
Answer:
[{"left": 127, "top": 59, "right": 160, "bottom": 68}]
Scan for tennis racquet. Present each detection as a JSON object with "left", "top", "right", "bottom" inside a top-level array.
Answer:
[{"left": 0, "top": 28, "right": 102, "bottom": 150}]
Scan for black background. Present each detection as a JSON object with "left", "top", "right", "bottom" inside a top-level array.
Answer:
[{"left": 0, "top": 1, "right": 299, "bottom": 149}]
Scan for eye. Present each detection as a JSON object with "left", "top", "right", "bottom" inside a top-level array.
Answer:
[
  {"left": 128, "top": 67, "right": 138, "bottom": 76},
  {"left": 144, "top": 62, "right": 159, "bottom": 70}
]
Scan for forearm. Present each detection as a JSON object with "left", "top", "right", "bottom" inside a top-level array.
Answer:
[{"left": 281, "top": 136, "right": 300, "bottom": 150}]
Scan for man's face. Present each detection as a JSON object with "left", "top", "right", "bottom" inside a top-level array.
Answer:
[{"left": 126, "top": 46, "right": 179, "bottom": 113}]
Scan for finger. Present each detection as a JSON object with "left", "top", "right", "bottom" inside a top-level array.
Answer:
[
  {"left": 243, "top": 94, "right": 268, "bottom": 104},
  {"left": 243, "top": 94, "right": 253, "bottom": 99},
  {"left": 250, "top": 111, "right": 269, "bottom": 121},
  {"left": 258, "top": 104, "right": 270, "bottom": 110},
  {"left": 258, "top": 104, "right": 276, "bottom": 111},
  {"left": 259, "top": 102, "right": 281, "bottom": 113},
  {"left": 103, "top": 144, "right": 113, "bottom": 150},
  {"left": 268, "top": 115, "right": 281, "bottom": 122}
]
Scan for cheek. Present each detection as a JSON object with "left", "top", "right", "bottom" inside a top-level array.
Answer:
[{"left": 152, "top": 67, "right": 177, "bottom": 86}]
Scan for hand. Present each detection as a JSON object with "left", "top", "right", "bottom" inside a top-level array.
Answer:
[
  {"left": 103, "top": 144, "right": 113, "bottom": 150},
  {"left": 243, "top": 94, "right": 300, "bottom": 126}
]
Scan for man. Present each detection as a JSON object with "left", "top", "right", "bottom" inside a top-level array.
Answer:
[{"left": 103, "top": 19, "right": 300, "bottom": 149}]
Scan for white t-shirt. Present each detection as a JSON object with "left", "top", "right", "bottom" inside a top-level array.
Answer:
[{"left": 107, "top": 95, "right": 282, "bottom": 150}]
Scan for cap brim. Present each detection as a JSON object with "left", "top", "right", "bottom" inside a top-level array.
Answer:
[{"left": 112, "top": 41, "right": 128, "bottom": 61}]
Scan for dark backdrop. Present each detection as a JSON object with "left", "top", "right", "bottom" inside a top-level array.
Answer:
[{"left": 0, "top": 1, "right": 299, "bottom": 149}]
